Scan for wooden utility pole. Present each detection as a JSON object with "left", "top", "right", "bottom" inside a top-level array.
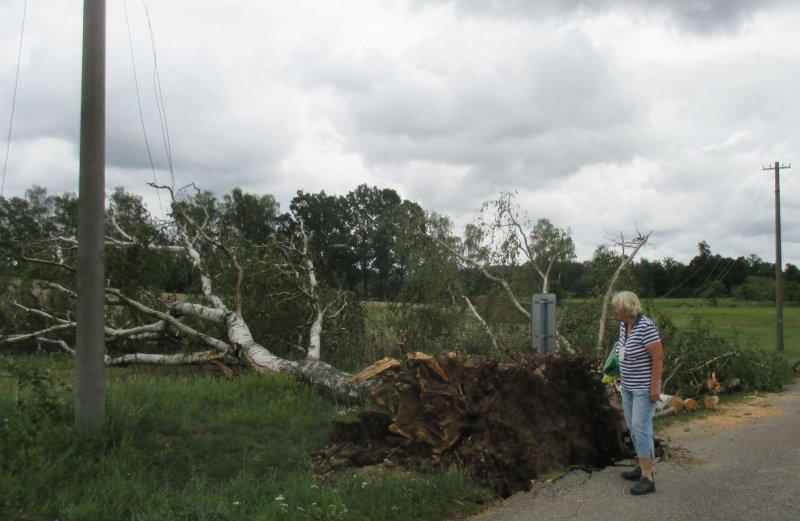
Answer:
[
  {"left": 75, "top": 0, "right": 106, "bottom": 430},
  {"left": 763, "top": 161, "right": 790, "bottom": 353}
]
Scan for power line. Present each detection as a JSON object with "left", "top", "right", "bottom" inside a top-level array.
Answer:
[
  {"left": 123, "top": 0, "right": 165, "bottom": 216},
  {"left": 141, "top": 0, "right": 176, "bottom": 189},
  {"left": 699, "top": 256, "right": 739, "bottom": 298},
  {"left": 1, "top": 0, "right": 27, "bottom": 198},
  {"left": 654, "top": 172, "right": 772, "bottom": 299}
]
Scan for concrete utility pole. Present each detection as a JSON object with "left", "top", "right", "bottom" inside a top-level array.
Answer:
[
  {"left": 75, "top": 0, "right": 106, "bottom": 430},
  {"left": 763, "top": 161, "right": 790, "bottom": 353}
]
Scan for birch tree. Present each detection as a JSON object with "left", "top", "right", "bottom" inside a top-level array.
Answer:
[
  {"left": 427, "top": 192, "right": 575, "bottom": 323},
  {"left": 0, "top": 185, "right": 366, "bottom": 403}
]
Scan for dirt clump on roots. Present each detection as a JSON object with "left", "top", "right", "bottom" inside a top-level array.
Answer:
[{"left": 313, "top": 352, "right": 630, "bottom": 497}]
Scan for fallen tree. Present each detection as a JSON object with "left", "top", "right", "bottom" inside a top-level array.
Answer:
[{"left": 0, "top": 185, "right": 365, "bottom": 402}]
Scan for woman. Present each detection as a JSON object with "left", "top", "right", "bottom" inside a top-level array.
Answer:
[{"left": 612, "top": 290, "right": 664, "bottom": 495}]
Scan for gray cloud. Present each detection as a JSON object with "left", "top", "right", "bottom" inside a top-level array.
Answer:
[
  {"left": 416, "top": 0, "right": 792, "bottom": 33},
  {"left": 294, "top": 29, "right": 650, "bottom": 188}
]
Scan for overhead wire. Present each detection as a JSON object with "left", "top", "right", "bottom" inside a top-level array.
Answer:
[
  {"left": 697, "top": 256, "right": 739, "bottom": 298},
  {"left": 653, "top": 170, "right": 773, "bottom": 299},
  {"left": 777, "top": 172, "right": 800, "bottom": 268},
  {"left": 1, "top": 0, "right": 27, "bottom": 199},
  {"left": 141, "top": 0, "right": 176, "bottom": 190},
  {"left": 123, "top": 0, "right": 165, "bottom": 216},
  {"left": 779, "top": 167, "right": 800, "bottom": 204}
]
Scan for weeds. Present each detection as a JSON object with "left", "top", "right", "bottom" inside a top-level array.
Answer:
[
  {"left": 0, "top": 360, "right": 489, "bottom": 521},
  {"left": 656, "top": 314, "right": 788, "bottom": 396}
]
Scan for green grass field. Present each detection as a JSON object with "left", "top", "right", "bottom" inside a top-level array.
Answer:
[{"left": 642, "top": 298, "right": 800, "bottom": 363}]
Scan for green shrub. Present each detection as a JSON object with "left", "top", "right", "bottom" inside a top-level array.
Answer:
[
  {"left": 0, "top": 358, "right": 70, "bottom": 469},
  {"left": 658, "top": 315, "right": 788, "bottom": 396}
]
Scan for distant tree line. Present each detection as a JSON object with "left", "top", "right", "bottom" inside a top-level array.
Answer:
[
  {"left": 2, "top": 185, "right": 796, "bottom": 308},
  {"left": 542, "top": 240, "right": 800, "bottom": 304}
]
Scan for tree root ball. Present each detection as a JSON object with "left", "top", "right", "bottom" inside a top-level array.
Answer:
[{"left": 314, "top": 353, "right": 630, "bottom": 497}]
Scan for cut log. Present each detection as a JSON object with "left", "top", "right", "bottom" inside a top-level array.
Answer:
[
  {"left": 703, "top": 395, "right": 719, "bottom": 409},
  {"left": 669, "top": 396, "right": 685, "bottom": 410},
  {"left": 684, "top": 398, "right": 698, "bottom": 412}
]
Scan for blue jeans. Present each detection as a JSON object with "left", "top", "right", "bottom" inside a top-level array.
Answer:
[{"left": 621, "top": 387, "right": 657, "bottom": 459}]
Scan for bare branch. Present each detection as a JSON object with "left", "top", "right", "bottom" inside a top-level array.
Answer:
[
  {"left": 107, "top": 288, "right": 232, "bottom": 353},
  {"left": 660, "top": 357, "right": 683, "bottom": 394},
  {"left": 109, "top": 205, "right": 134, "bottom": 242},
  {"left": 37, "top": 337, "right": 75, "bottom": 356},
  {"left": 0, "top": 240, "right": 76, "bottom": 273},
  {"left": 161, "top": 183, "right": 246, "bottom": 314},
  {"left": 1, "top": 324, "right": 75, "bottom": 345},
  {"left": 107, "top": 351, "right": 230, "bottom": 367},
  {"left": 596, "top": 231, "right": 652, "bottom": 359},
  {"left": 39, "top": 282, "right": 77, "bottom": 299},
  {"left": 428, "top": 232, "right": 531, "bottom": 319},
  {"left": 463, "top": 294, "right": 499, "bottom": 353},
  {"left": 688, "top": 351, "right": 738, "bottom": 372},
  {"left": 3, "top": 301, "right": 177, "bottom": 348}
]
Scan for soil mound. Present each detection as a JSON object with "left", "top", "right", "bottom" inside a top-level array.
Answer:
[{"left": 314, "top": 352, "right": 630, "bottom": 497}]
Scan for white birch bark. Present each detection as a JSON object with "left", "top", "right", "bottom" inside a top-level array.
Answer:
[
  {"left": 3, "top": 186, "right": 367, "bottom": 403},
  {"left": 463, "top": 295, "right": 499, "bottom": 352},
  {"left": 596, "top": 232, "right": 651, "bottom": 359},
  {"left": 107, "top": 351, "right": 225, "bottom": 366},
  {"left": 429, "top": 233, "right": 531, "bottom": 319}
]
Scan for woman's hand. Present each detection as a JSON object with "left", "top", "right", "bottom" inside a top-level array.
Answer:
[{"left": 646, "top": 341, "right": 664, "bottom": 404}]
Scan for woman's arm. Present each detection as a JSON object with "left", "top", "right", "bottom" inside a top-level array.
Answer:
[{"left": 646, "top": 341, "right": 664, "bottom": 403}]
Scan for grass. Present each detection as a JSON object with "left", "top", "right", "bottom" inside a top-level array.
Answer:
[
  {"left": 0, "top": 360, "right": 490, "bottom": 521},
  {"left": 643, "top": 298, "right": 800, "bottom": 367}
]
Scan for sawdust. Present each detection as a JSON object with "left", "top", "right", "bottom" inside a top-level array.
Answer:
[
  {"left": 660, "top": 393, "right": 785, "bottom": 439},
  {"left": 654, "top": 392, "right": 788, "bottom": 468}
]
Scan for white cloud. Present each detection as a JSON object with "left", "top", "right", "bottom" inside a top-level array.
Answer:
[{"left": 1, "top": 0, "right": 799, "bottom": 268}]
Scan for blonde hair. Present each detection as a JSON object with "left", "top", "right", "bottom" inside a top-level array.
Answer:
[{"left": 612, "top": 291, "right": 642, "bottom": 316}]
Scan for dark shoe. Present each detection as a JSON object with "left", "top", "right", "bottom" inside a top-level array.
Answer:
[
  {"left": 621, "top": 466, "right": 641, "bottom": 481},
  {"left": 630, "top": 476, "right": 656, "bottom": 495}
]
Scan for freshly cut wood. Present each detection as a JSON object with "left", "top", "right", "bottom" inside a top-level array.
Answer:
[
  {"left": 699, "top": 372, "right": 721, "bottom": 394},
  {"left": 684, "top": 398, "right": 698, "bottom": 412},
  {"left": 406, "top": 351, "right": 449, "bottom": 382},
  {"left": 349, "top": 357, "right": 401, "bottom": 383},
  {"left": 703, "top": 395, "right": 719, "bottom": 409},
  {"left": 669, "top": 396, "right": 685, "bottom": 410}
]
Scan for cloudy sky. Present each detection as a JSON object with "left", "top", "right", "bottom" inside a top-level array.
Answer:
[{"left": 1, "top": 0, "right": 799, "bottom": 265}]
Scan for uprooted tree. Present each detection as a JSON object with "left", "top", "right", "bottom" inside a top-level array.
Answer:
[
  {"left": 314, "top": 351, "right": 630, "bottom": 497},
  {"left": 0, "top": 184, "right": 658, "bottom": 497}
]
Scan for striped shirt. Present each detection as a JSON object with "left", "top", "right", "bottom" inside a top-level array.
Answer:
[{"left": 617, "top": 314, "right": 661, "bottom": 391}]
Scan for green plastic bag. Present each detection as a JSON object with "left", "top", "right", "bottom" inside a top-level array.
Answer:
[{"left": 602, "top": 341, "right": 620, "bottom": 383}]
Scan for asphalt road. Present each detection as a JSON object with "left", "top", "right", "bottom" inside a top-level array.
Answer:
[{"left": 468, "top": 383, "right": 800, "bottom": 521}]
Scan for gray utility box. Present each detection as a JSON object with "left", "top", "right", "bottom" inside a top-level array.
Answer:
[{"left": 531, "top": 293, "right": 557, "bottom": 354}]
